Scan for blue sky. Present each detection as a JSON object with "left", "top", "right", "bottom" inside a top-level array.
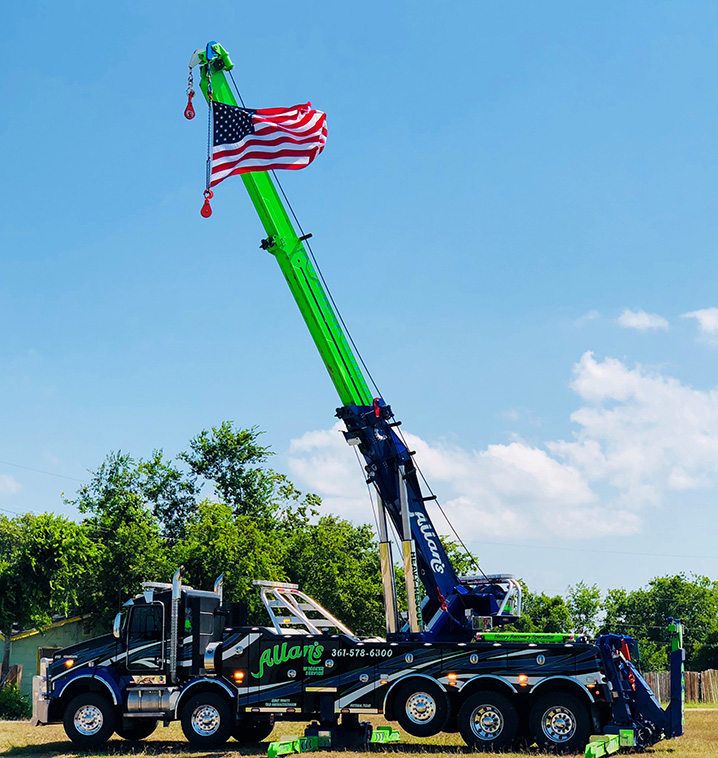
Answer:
[{"left": 2, "top": 1, "right": 718, "bottom": 596}]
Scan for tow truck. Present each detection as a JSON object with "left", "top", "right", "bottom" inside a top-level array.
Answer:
[{"left": 32, "top": 41, "right": 686, "bottom": 753}]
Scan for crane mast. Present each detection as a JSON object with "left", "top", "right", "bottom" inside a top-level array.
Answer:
[{"left": 193, "top": 42, "right": 520, "bottom": 640}]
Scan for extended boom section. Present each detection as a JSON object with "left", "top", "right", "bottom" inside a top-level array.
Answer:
[{"left": 195, "top": 45, "right": 371, "bottom": 409}]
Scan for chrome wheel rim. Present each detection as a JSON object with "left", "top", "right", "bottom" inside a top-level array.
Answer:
[
  {"left": 74, "top": 704, "right": 103, "bottom": 736},
  {"left": 470, "top": 704, "right": 504, "bottom": 740},
  {"left": 541, "top": 705, "right": 577, "bottom": 743},
  {"left": 405, "top": 691, "right": 436, "bottom": 724},
  {"left": 191, "top": 704, "right": 221, "bottom": 736}
]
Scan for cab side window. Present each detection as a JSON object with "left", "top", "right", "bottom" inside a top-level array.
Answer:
[{"left": 128, "top": 604, "right": 164, "bottom": 643}]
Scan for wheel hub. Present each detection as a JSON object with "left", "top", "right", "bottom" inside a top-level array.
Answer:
[
  {"left": 74, "top": 704, "right": 103, "bottom": 736},
  {"left": 405, "top": 692, "right": 437, "bottom": 724},
  {"left": 470, "top": 704, "right": 504, "bottom": 740},
  {"left": 191, "top": 704, "right": 221, "bottom": 736},
  {"left": 541, "top": 705, "right": 577, "bottom": 742}
]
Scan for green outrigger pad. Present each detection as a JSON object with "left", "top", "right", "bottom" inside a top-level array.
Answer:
[
  {"left": 370, "top": 726, "right": 401, "bottom": 743},
  {"left": 585, "top": 730, "right": 635, "bottom": 758}
]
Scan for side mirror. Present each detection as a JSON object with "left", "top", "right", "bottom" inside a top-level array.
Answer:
[{"left": 113, "top": 612, "right": 122, "bottom": 639}]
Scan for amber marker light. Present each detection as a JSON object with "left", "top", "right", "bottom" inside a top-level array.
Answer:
[
  {"left": 64, "top": 659, "right": 74, "bottom": 668},
  {"left": 447, "top": 673, "right": 458, "bottom": 685},
  {"left": 233, "top": 670, "right": 245, "bottom": 682},
  {"left": 518, "top": 674, "right": 529, "bottom": 687}
]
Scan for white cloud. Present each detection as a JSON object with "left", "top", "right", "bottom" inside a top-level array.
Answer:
[
  {"left": 682, "top": 307, "right": 718, "bottom": 345},
  {"left": 288, "top": 352, "right": 718, "bottom": 544},
  {"left": 0, "top": 475, "right": 22, "bottom": 496},
  {"left": 549, "top": 352, "right": 718, "bottom": 503},
  {"left": 617, "top": 308, "right": 669, "bottom": 331},
  {"left": 575, "top": 310, "right": 600, "bottom": 326}
]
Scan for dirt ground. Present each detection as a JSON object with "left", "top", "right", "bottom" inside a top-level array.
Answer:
[{"left": 1, "top": 711, "right": 717, "bottom": 758}]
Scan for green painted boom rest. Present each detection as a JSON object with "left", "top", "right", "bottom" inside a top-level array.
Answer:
[{"left": 199, "top": 61, "right": 373, "bottom": 407}]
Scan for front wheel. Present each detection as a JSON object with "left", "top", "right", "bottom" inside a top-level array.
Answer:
[
  {"left": 529, "top": 691, "right": 591, "bottom": 753},
  {"left": 180, "top": 691, "right": 233, "bottom": 748},
  {"left": 393, "top": 680, "right": 449, "bottom": 737},
  {"left": 63, "top": 692, "right": 116, "bottom": 747},
  {"left": 116, "top": 719, "right": 158, "bottom": 741},
  {"left": 458, "top": 690, "right": 519, "bottom": 751}
]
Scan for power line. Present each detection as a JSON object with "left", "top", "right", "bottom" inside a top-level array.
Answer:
[
  {"left": 472, "top": 539, "right": 718, "bottom": 561},
  {"left": 0, "top": 459, "right": 86, "bottom": 483}
]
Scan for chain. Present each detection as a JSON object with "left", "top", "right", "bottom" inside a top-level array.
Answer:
[
  {"left": 206, "top": 68, "right": 213, "bottom": 101},
  {"left": 184, "top": 67, "right": 196, "bottom": 120},
  {"left": 206, "top": 97, "right": 213, "bottom": 191}
]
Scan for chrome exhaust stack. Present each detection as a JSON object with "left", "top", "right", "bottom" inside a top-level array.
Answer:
[
  {"left": 169, "top": 566, "right": 184, "bottom": 684},
  {"left": 213, "top": 573, "right": 224, "bottom": 604}
]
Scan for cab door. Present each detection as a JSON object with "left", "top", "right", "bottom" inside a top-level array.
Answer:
[{"left": 126, "top": 603, "right": 165, "bottom": 673}]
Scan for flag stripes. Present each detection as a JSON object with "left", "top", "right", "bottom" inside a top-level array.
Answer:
[{"left": 210, "top": 101, "right": 327, "bottom": 186}]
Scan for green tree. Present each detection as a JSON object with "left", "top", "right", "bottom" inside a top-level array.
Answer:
[
  {"left": 173, "top": 500, "right": 286, "bottom": 620},
  {"left": 180, "top": 423, "right": 281, "bottom": 521},
  {"left": 136, "top": 450, "right": 199, "bottom": 542},
  {"left": 601, "top": 574, "right": 718, "bottom": 670},
  {"left": 0, "top": 514, "right": 98, "bottom": 677},
  {"left": 505, "top": 580, "right": 571, "bottom": 633},
  {"left": 510, "top": 583, "right": 571, "bottom": 633},
  {"left": 68, "top": 452, "right": 171, "bottom": 623},
  {"left": 284, "top": 516, "right": 384, "bottom": 636},
  {"left": 440, "top": 536, "right": 479, "bottom": 577},
  {"left": 567, "top": 581, "right": 601, "bottom": 636}
]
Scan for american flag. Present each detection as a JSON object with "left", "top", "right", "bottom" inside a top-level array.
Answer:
[{"left": 210, "top": 101, "right": 327, "bottom": 186}]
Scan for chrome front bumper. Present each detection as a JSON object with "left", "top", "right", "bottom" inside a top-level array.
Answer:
[{"left": 31, "top": 658, "right": 52, "bottom": 726}]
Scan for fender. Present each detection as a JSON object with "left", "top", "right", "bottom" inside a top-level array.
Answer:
[
  {"left": 173, "top": 677, "right": 237, "bottom": 717},
  {"left": 529, "top": 675, "right": 596, "bottom": 703},
  {"left": 53, "top": 668, "right": 122, "bottom": 705},
  {"left": 454, "top": 673, "right": 518, "bottom": 695},
  {"left": 383, "top": 673, "right": 447, "bottom": 714}
]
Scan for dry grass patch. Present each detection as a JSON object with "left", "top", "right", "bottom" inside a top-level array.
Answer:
[{"left": 1, "top": 711, "right": 717, "bottom": 757}]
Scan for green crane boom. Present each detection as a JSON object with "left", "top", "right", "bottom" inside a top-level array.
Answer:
[{"left": 196, "top": 47, "right": 372, "bottom": 407}]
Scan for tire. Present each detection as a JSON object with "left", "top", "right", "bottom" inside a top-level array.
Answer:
[
  {"left": 233, "top": 718, "right": 274, "bottom": 743},
  {"left": 529, "top": 691, "right": 591, "bottom": 753},
  {"left": 63, "top": 692, "right": 116, "bottom": 747},
  {"left": 458, "top": 690, "right": 519, "bottom": 751},
  {"left": 116, "top": 719, "right": 158, "bottom": 741},
  {"left": 180, "top": 691, "right": 234, "bottom": 748},
  {"left": 393, "top": 680, "right": 450, "bottom": 737}
]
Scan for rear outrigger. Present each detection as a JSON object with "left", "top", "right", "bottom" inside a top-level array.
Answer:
[{"left": 32, "top": 41, "right": 686, "bottom": 753}]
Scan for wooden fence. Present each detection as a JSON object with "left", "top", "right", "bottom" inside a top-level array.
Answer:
[{"left": 643, "top": 669, "right": 718, "bottom": 703}]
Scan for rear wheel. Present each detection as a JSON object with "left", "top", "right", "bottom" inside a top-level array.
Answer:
[
  {"left": 181, "top": 691, "right": 233, "bottom": 748},
  {"left": 393, "top": 680, "right": 449, "bottom": 737},
  {"left": 529, "top": 691, "right": 591, "bottom": 753},
  {"left": 233, "top": 718, "right": 274, "bottom": 743},
  {"left": 458, "top": 690, "right": 518, "bottom": 751},
  {"left": 116, "top": 719, "right": 158, "bottom": 741},
  {"left": 63, "top": 692, "right": 116, "bottom": 747}
]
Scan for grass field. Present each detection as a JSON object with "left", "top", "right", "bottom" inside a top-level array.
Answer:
[{"left": 1, "top": 711, "right": 718, "bottom": 758}]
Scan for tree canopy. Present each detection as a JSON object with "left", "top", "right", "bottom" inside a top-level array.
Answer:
[{"left": 2, "top": 421, "right": 717, "bottom": 678}]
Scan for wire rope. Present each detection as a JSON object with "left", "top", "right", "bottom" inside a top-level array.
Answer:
[
  {"left": 271, "top": 171, "right": 383, "bottom": 399},
  {"left": 224, "top": 71, "right": 381, "bottom": 398},
  {"left": 390, "top": 422, "right": 488, "bottom": 580}
]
